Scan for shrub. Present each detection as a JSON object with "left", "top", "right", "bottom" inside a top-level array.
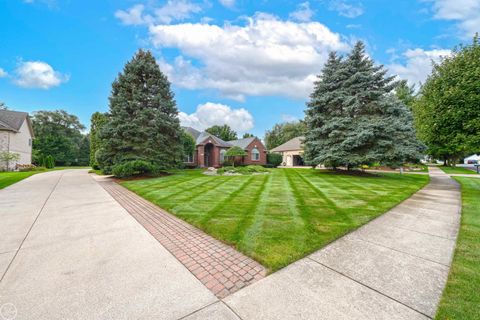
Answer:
[
  {"left": 218, "top": 165, "right": 269, "bottom": 175},
  {"left": 267, "top": 153, "right": 283, "bottom": 167},
  {"left": 112, "top": 160, "right": 159, "bottom": 178},
  {"left": 44, "top": 155, "right": 55, "bottom": 169}
]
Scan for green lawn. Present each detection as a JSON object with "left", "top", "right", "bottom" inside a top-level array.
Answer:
[
  {"left": 0, "top": 166, "right": 90, "bottom": 189},
  {"left": 435, "top": 177, "right": 480, "bottom": 320},
  {"left": 122, "top": 168, "right": 428, "bottom": 271},
  {"left": 439, "top": 166, "right": 478, "bottom": 175},
  {"left": 0, "top": 171, "right": 38, "bottom": 189}
]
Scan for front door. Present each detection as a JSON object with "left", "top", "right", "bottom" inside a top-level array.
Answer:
[{"left": 204, "top": 143, "right": 214, "bottom": 167}]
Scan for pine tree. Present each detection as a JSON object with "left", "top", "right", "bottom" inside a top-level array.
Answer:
[
  {"left": 305, "top": 42, "right": 423, "bottom": 168},
  {"left": 98, "top": 49, "right": 183, "bottom": 170},
  {"left": 304, "top": 51, "right": 349, "bottom": 167}
]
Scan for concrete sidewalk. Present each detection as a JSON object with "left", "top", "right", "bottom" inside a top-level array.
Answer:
[
  {"left": 0, "top": 170, "right": 217, "bottom": 320},
  {"left": 222, "top": 166, "right": 461, "bottom": 319}
]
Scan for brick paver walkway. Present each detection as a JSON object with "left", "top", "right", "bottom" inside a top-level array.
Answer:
[{"left": 99, "top": 180, "right": 266, "bottom": 298}]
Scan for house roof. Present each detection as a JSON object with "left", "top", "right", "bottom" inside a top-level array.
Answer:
[
  {"left": 182, "top": 127, "right": 258, "bottom": 150},
  {"left": 270, "top": 136, "right": 304, "bottom": 152},
  {"left": 227, "top": 137, "right": 256, "bottom": 149},
  {"left": 195, "top": 131, "right": 231, "bottom": 147},
  {"left": 0, "top": 110, "right": 29, "bottom": 132}
]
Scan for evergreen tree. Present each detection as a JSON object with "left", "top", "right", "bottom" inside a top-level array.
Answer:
[
  {"left": 89, "top": 112, "right": 108, "bottom": 168},
  {"left": 395, "top": 80, "right": 416, "bottom": 110},
  {"left": 98, "top": 49, "right": 183, "bottom": 170},
  {"left": 206, "top": 124, "right": 238, "bottom": 141},
  {"left": 305, "top": 42, "right": 423, "bottom": 168}
]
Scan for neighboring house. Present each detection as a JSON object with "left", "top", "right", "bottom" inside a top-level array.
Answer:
[
  {"left": 0, "top": 110, "right": 34, "bottom": 170},
  {"left": 270, "top": 136, "right": 305, "bottom": 167},
  {"left": 183, "top": 127, "right": 267, "bottom": 167},
  {"left": 464, "top": 154, "right": 480, "bottom": 164}
]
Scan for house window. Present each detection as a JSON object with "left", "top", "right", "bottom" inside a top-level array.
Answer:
[
  {"left": 28, "top": 139, "right": 32, "bottom": 146},
  {"left": 220, "top": 149, "right": 226, "bottom": 163},
  {"left": 184, "top": 153, "right": 194, "bottom": 163},
  {"left": 251, "top": 148, "right": 260, "bottom": 161}
]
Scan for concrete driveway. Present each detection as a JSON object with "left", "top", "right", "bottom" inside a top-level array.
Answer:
[
  {"left": 0, "top": 168, "right": 461, "bottom": 320},
  {"left": 0, "top": 170, "right": 217, "bottom": 320}
]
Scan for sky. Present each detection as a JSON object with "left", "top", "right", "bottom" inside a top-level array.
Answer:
[{"left": 0, "top": 0, "right": 478, "bottom": 137}]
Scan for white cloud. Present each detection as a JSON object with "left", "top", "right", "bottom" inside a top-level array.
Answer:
[
  {"left": 115, "top": 4, "right": 146, "bottom": 26},
  {"left": 14, "top": 61, "right": 68, "bottom": 89},
  {"left": 329, "top": 0, "right": 364, "bottom": 18},
  {"left": 179, "top": 102, "right": 254, "bottom": 132},
  {"left": 149, "top": 13, "right": 349, "bottom": 100},
  {"left": 289, "top": 2, "right": 315, "bottom": 22},
  {"left": 115, "top": 1, "right": 202, "bottom": 26},
  {"left": 428, "top": 0, "right": 480, "bottom": 38},
  {"left": 219, "top": 0, "right": 235, "bottom": 9},
  {"left": 0, "top": 68, "right": 7, "bottom": 78},
  {"left": 388, "top": 48, "right": 451, "bottom": 86}
]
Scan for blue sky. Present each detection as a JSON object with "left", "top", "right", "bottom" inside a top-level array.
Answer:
[{"left": 0, "top": 0, "right": 478, "bottom": 137}]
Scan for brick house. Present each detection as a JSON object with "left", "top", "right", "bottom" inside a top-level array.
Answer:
[{"left": 183, "top": 127, "right": 267, "bottom": 168}]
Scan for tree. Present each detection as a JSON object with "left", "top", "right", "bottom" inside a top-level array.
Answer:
[
  {"left": 304, "top": 42, "right": 423, "bottom": 169},
  {"left": 89, "top": 112, "right": 108, "bottom": 169},
  {"left": 181, "top": 130, "right": 196, "bottom": 163},
  {"left": 395, "top": 80, "right": 416, "bottom": 110},
  {"left": 413, "top": 35, "right": 480, "bottom": 166},
  {"left": 32, "top": 110, "right": 87, "bottom": 166},
  {"left": 242, "top": 133, "right": 255, "bottom": 138},
  {"left": 225, "top": 146, "right": 247, "bottom": 167},
  {"left": 264, "top": 121, "right": 306, "bottom": 150},
  {"left": 0, "top": 151, "right": 20, "bottom": 171},
  {"left": 98, "top": 49, "right": 183, "bottom": 172},
  {"left": 206, "top": 124, "right": 238, "bottom": 141},
  {"left": 77, "top": 135, "right": 90, "bottom": 166}
]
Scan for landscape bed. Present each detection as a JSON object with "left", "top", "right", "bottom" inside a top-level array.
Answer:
[
  {"left": 122, "top": 168, "right": 429, "bottom": 271},
  {"left": 435, "top": 177, "right": 480, "bottom": 320}
]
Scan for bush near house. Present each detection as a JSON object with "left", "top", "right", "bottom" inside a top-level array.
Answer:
[
  {"left": 217, "top": 165, "right": 269, "bottom": 175},
  {"left": 112, "top": 160, "right": 160, "bottom": 178},
  {"left": 267, "top": 153, "right": 283, "bottom": 167}
]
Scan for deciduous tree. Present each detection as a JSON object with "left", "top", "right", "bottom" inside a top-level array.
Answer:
[
  {"left": 264, "top": 121, "right": 306, "bottom": 150},
  {"left": 413, "top": 35, "right": 480, "bottom": 166},
  {"left": 206, "top": 124, "right": 238, "bottom": 141}
]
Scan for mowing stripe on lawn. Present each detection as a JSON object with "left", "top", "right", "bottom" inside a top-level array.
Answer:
[
  {"left": 127, "top": 174, "right": 206, "bottom": 193},
  {"left": 231, "top": 174, "right": 270, "bottom": 244},
  {"left": 239, "top": 174, "right": 273, "bottom": 255},
  {"left": 148, "top": 176, "right": 219, "bottom": 200},
  {"left": 198, "top": 175, "right": 256, "bottom": 228},
  {"left": 168, "top": 176, "right": 235, "bottom": 209}
]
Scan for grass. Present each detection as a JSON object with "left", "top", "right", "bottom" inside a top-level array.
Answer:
[
  {"left": 122, "top": 168, "right": 428, "bottom": 271},
  {"left": 439, "top": 166, "right": 478, "bottom": 174},
  {"left": 0, "top": 166, "right": 90, "bottom": 189},
  {"left": 0, "top": 171, "right": 38, "bottom": 189},
  {"left": 435, "top": 177, "right": 480, "bottom": 320}
]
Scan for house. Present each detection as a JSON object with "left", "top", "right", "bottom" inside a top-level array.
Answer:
[
  {"left": 183, "top": 127, "right": 267, "bottom": 167},
  {"left": 0, "top": 110, "right": 34, "bottom": 170},
  {"left": 270, "top": 136, "right": 305, "bottom": 167},
  {"left": 464, "top": 154, "right": 480, "bottom": 164}
]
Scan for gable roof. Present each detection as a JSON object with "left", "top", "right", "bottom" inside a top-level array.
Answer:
[
  {"left": 0, "top": 110, "right": 29, "bottom": 132},
  {"left": 227, "top": 137, "right": 256, "bottom": 149},
  {"left": 182, "top": 127, "right": 259, "bottom": 150},
  {"left": 195, "top": 131, "right": 231, "bottom": 147},
  {"left": 270, "top": 136, "right": 304, "bottom": 152}
]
